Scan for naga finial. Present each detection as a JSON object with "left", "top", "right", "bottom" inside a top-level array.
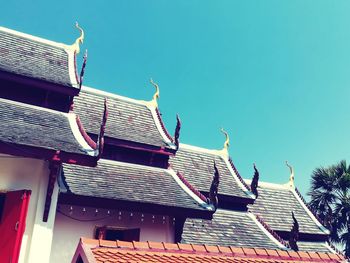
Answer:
[
  {"left": 97, "top": 98, "right": 108, "bottom": 159},
  {"left": 149, "top": 78, "right": 160, "bottom": 107},
  {"left": 289, "top": 211, "right": 299, "bottom": 251},
  {"left": 79, "top": 49, "right": 88, "bottom": 89},
  {"left": 174, "top": 114, "right": 181, "bottom": 151},
  {"left": 285, "top": 161, "right": 295, "bottom": 188},
  {"left": 251, "top": 163, "right": 259, "bottom": 198},
  {"left": 221, "top": 128, "right": 230, "bottom": 152},
  {"left": 71, "top": 22, "right": 84, "bottom": 54},
  {"left": 207, "top": 162, "right": 220, "bottom": 211}
]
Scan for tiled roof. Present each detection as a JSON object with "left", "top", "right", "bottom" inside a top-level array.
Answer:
[
  {"left": 0, "top": 26, "right": 78, "bottom": 88},
  {"left": 0, "top": 98, "right": 91, "bottom": 155},
  {"left": 247, "top": 182, "right": 328, "bottom": 235},
  {"left": 62, "top": 159, "right": 210, "bottom": 213},
  {"left": 297, "top": 242, "right": 333, "bottom": 253},
  {"left": 181, "top": 209, "right": 284, "bottom": 250},
  {"left": 73, "top": 87, "right": 174, "bottom": 149},
  {"left": 169, "top": 145, "right": 253, "bottom": 200},
  {"left": 73, "top": 238, "right": 344, "bottom": 263}
]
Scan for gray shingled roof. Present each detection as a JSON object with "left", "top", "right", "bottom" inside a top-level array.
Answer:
[
  {"left": 73, "top": 88, "right": 171, "bottom": 148},
  {"left": 181, "top": 209, "right": 281, "bottom": 249},
  {"left": 248, "top": 184, "right": 326, "bottom": 235},
  {"left": 62, "top": 160, "right": 207, "bottom": 212},
  {"left": 0, "top": 98, "right": 87, "bottom": 154},
  {"left": 0, "top": 26, "right": 77, "bottom": 87},
  {"left": 169, "top": 146, "right": 252, "bottom": 200}
]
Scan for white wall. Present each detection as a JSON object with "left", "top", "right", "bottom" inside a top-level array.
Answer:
[
  {"left": 0, "top": 154, "right": 59, "bottom": 263},
  {"left": 50, "top": 205, "right": 175, "bottom": 263}
]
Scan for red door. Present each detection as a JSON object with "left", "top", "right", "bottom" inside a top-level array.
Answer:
[{"left": 0, "top": 190, "right": 31, "bottom": 263}]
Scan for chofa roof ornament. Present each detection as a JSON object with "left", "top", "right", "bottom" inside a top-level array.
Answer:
[
  {"left": 285, "top": 160, "right": 295, "bottom": 188},
  {"left": 220, "top": 128, "right": 230, "bottom": 155},
  {"left": 149, "top": 78, "right": 160, "bottom": 108},
  {"left": 70, "top": 22, "right": 84, "bottom": 54}
]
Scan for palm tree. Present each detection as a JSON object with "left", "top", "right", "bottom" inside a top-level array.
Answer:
[{"left": 308, "top": 160, "right": 350, "bottom": 257}]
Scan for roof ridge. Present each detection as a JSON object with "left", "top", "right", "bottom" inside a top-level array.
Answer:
[
  {"left": 174, "top": 171, "right": 208, "bottom": 203},
  {"left": 253, "top": 214, "right": 290, "bottom": 249},
  {"left": 155, "top": 108, "right": 174, "bottom": 143},
  {"left": 293, "top": 187, "right": 330, "bottom": 234},
  {"left": 81, "top": 86, "right": 148, "bottom": 106},
  {"left": 80, "top": 238, "right": 344, "bottom": 262},
  {"left": 228, "top": 157, "right": 253, "bottom": 193},
  {"left": 0, "top": 25, "right": 68, "bottom": 50}
]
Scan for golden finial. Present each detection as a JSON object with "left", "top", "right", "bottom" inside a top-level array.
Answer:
[
  {"left": 221, "top": 128, "right": 230, "bottom": 151},
  {"left": 71, "top": 22, "right": 84, "bottom": 54},
  {"left": 149, "top": 78, "right": 160, "bottom": 107},
  {"left": 285, "top": 160, "right": 295, "bottom": 188}
]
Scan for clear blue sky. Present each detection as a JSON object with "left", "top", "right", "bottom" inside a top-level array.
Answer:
[{"left": 3, "top": 1, "right": 350, "bottom": 197}]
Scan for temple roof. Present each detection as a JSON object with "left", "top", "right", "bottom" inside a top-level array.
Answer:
[
  {"left": 169, "top": 144, "right": 254, "bottom": 201},
  {"left": 181, "top": 209, "right": 285, "bottom": 250},
  {"left": 61, "top": 159, "right": 212, "bottom": 216},
  {"left": 0, "top": 98, "right": 94, "bottom": 157},
  {"left": 246, "top": 181, "right": 329, "bottom": 235},
  {"left": 72, "top": 87, "right": 175, "bottom": 150},
  {"left": 72, "top": 238, "right": 344, "bottom": 263},
  {"left": 0, "top": 26, "right": 79, "bottom": 88}
]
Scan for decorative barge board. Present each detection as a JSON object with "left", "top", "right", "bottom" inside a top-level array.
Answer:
[
  {"left": 72, "top": 87, "right": 176, "bottom": 156},
  {"left": 246, "top": 181, "right": 331, "bottom": 252},
  {"left": 0, "top": 25, "right": 81, "bottom": 94},
  {"left": 60, "top": 159, "right": 213, "bottom": 219},
  {"left": 181, "top": 209, "right": 287, "bottom": 250},
  {"left": 169, "top": 144, "right": 255, "bottom": 207}
]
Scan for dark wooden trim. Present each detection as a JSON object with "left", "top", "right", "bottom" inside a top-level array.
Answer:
[
  {"left": 58, "top": 193, "right": 213, "bottom": 220},
  {"left": 89, "top": 134, "right": 176, "bottom": 156},
  {"left": 201, "top": 192, "right": 255, "bottom": 206},
  {"left": 0, "top": 70, "right": 79, "bottom": 96},
  {"left": 43, "top": 162, "right": 61, "bottom": 222},
  {"left": 276, "top": 230, "right": 329, "bottom": 242},
  {"left": 0, "top": 141, "right": 97, "bottom": 167}
]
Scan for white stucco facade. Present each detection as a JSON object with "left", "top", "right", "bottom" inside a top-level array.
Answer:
[
  {"left": 50, "top": 205, "right": 175, "bottom": 263},
  {"left": 0, "top": 154, "right": 59, "bottom": 263}
]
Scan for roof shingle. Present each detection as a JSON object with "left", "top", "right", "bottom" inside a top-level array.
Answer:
[
  {"left": 73, "top": 87, "right": 173, "bottom": 149},
  {"left": 62, "top": 159, "right": 209, "bottom": 212},
  {"left": 181, "top": 209, "right": 283, "bottom": 250},
  {"left": 170, "top": 145, "right": 253, "bottom": 200},
  {"left": 247, "top": 183, "right": 328, "bottom": 235},
  {"left": 0, "top": 98, "right": 89, "bottom": 155},
  {"left": 0, "top": 26, "right": 78, "bottom": 88}
]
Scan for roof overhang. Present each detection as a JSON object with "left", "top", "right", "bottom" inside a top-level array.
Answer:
[{"left": 58, "top": 193, "right": 213, "bottom": 220}]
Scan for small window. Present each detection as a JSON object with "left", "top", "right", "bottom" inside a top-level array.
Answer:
[{"left": 94, "top": 226, "right": 140, "bottom": 242}]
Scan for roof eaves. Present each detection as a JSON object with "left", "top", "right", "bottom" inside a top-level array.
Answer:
[{"left": 77, "top": 238, "right": 345, "bottom": 262}]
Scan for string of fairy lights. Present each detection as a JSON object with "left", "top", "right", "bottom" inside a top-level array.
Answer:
[{"left": 57, "top": 205, "right": 177, "bottom": 225}]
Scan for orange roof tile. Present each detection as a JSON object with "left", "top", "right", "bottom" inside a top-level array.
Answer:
[{"left": 73, "top": 238, "right": 345, "bottom": 263}]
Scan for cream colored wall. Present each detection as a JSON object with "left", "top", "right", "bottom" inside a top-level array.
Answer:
[
  {"left": 0, "top": 154, "right": 59, "bottom": 263},
  {"left": 50, "top": 205, "right": 175, "bottom": 263}
]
